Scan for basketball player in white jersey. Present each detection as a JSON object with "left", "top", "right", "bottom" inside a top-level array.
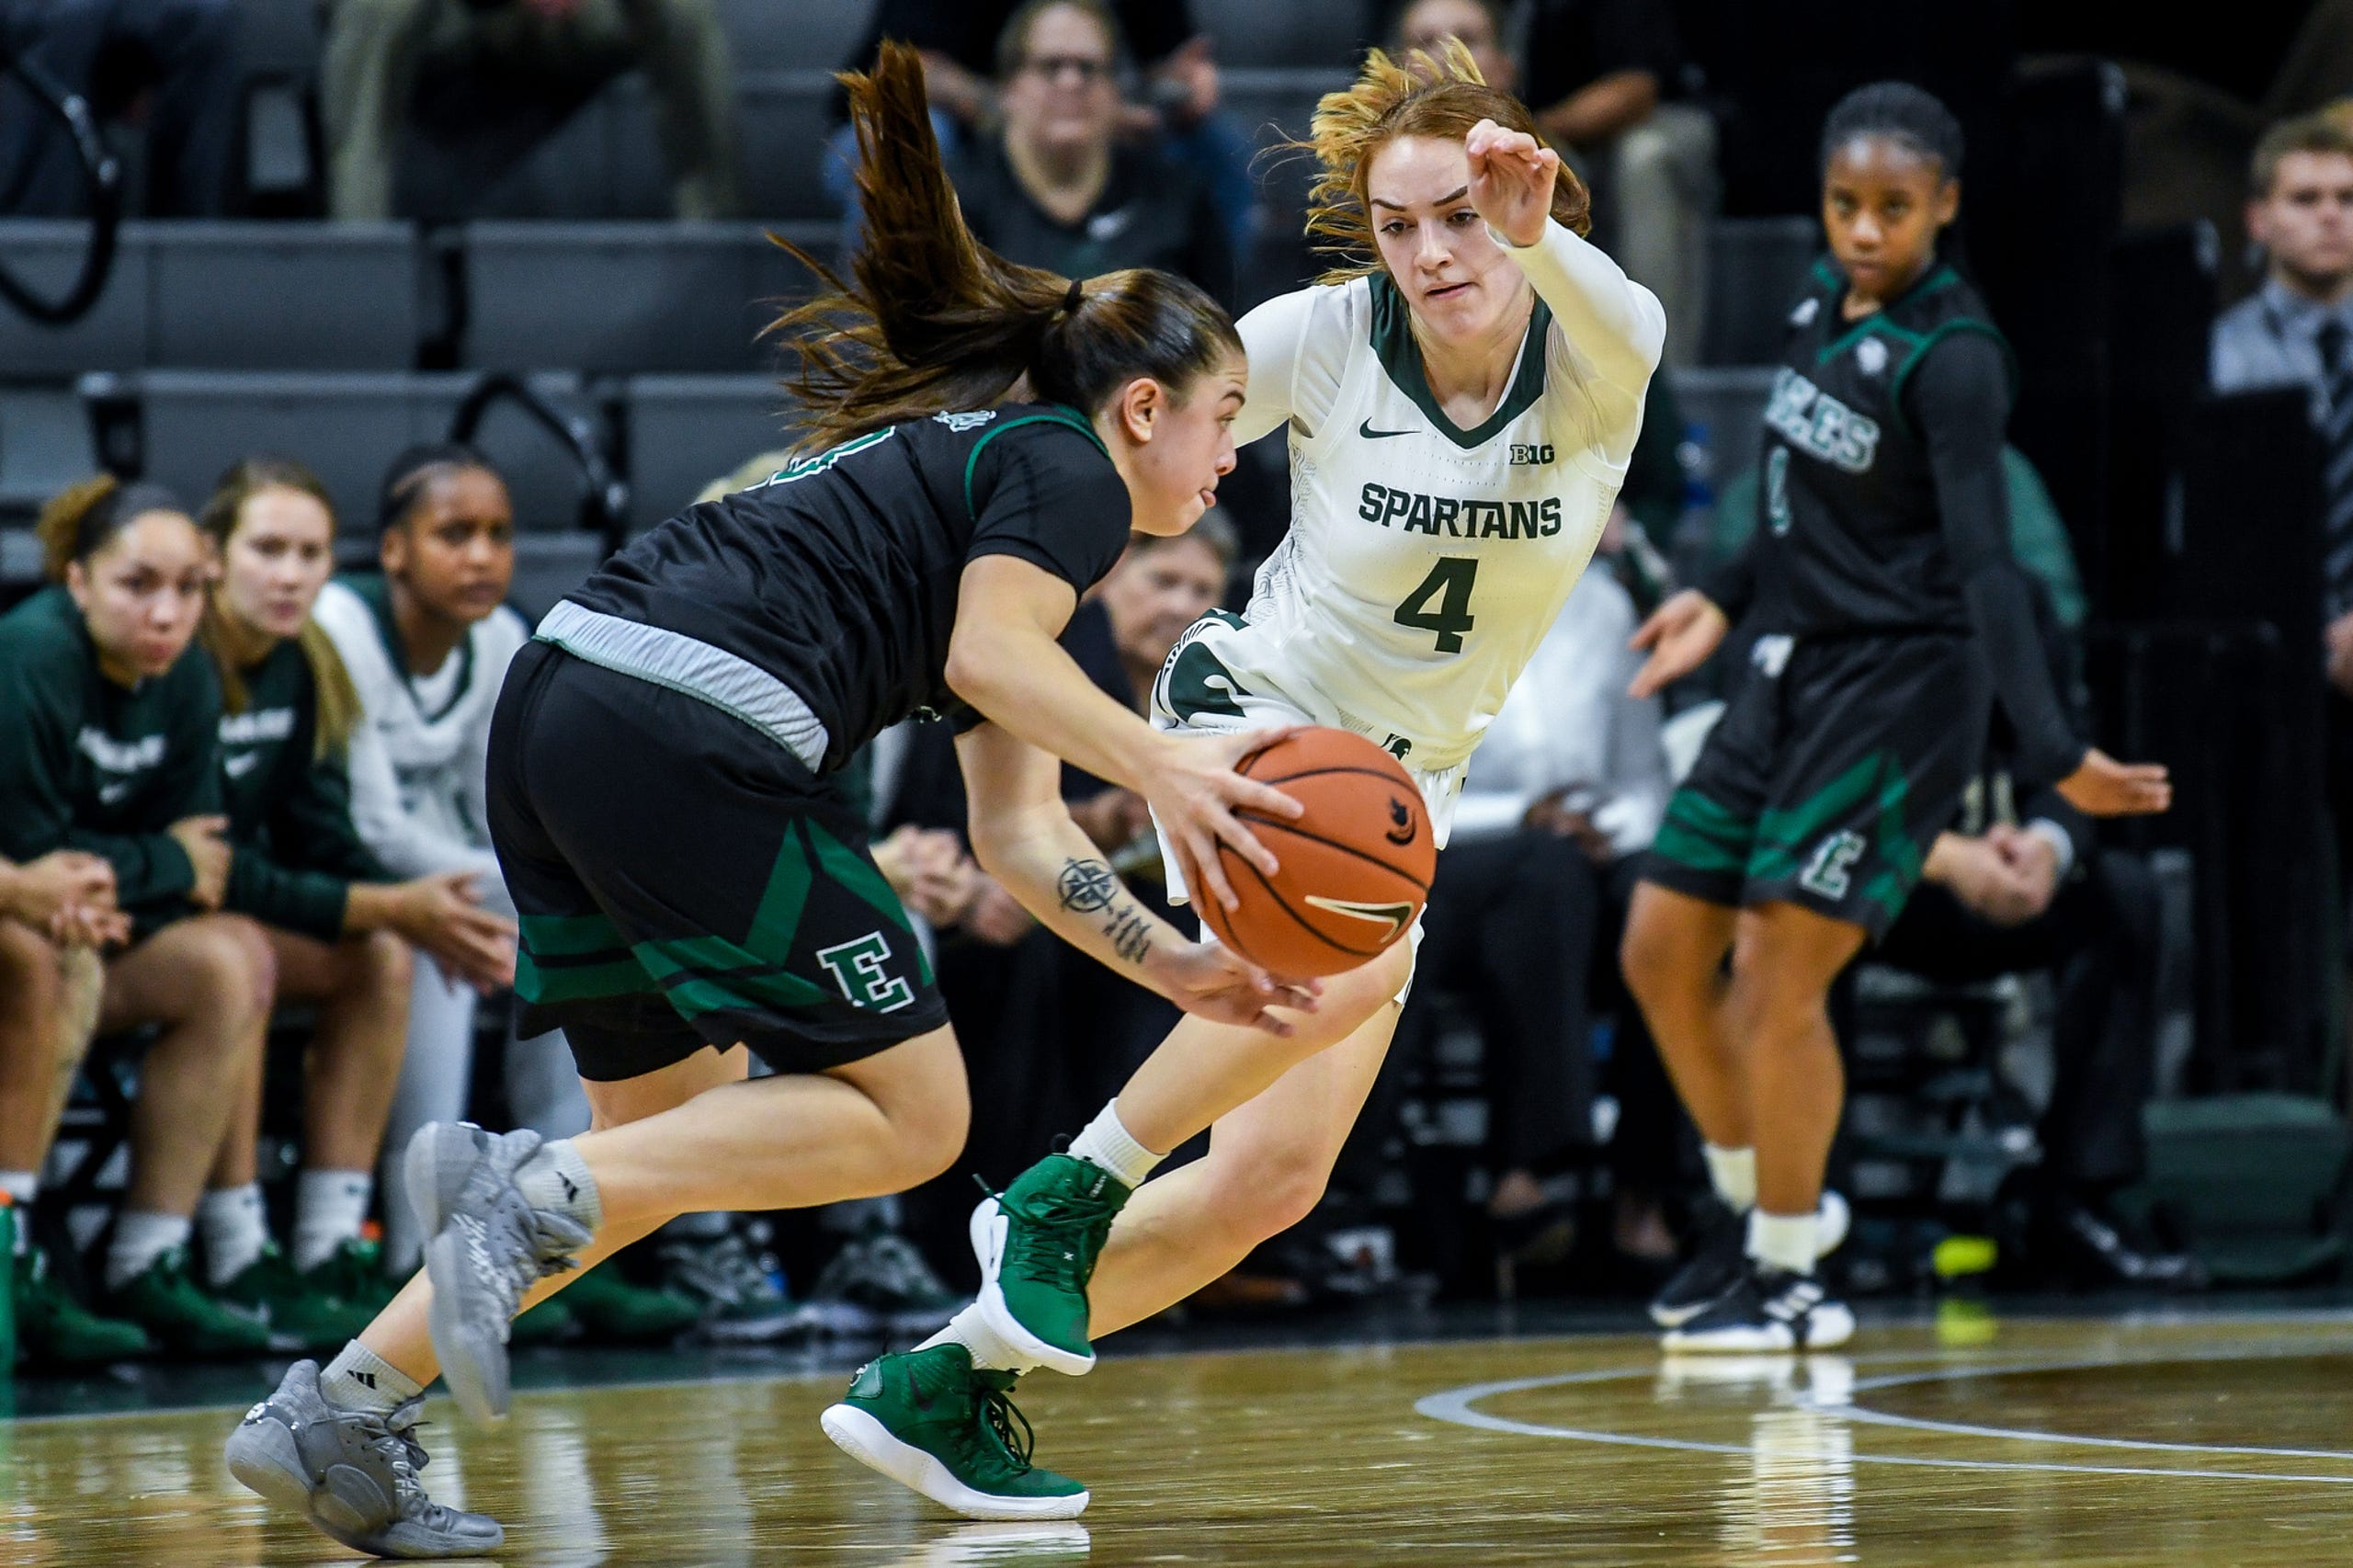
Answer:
[{"left": 824, "top": 41, "right": 1664, "bottom": 1517}]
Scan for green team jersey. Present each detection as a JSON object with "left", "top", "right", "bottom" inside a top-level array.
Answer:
[
  {"left": 219, "top": 636, "right": 386, "bottom": 940},
  {"left": 0, "top": 585, "right": 222, "bottom": 929}
]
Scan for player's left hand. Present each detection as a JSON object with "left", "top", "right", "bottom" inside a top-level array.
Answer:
[
  {"left": 1148, "top": 939, "right": 1322, "bottom": 1035},
  {"left": 1465, "top": 119, "right": 1558, "bottom": 249},
  {"left": 2054, "top": 748, "right": 2171, "bottom": 818}
]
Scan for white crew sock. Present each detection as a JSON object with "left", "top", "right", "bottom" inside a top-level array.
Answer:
[
  {"left": 106, "top": 1211, "right": 193, "bottom": 1290},
  {"left": 1702, "top": 1143, "right": 1756, "bottom": 1211},
  {"left": 1, "top": 1170, "right": 35, "bottom": 1256},
  {"left": 322, "top": 1339, "right": 426, "bottom": 1415},
  {"left": 917, "top": 1303, "right": 1038, "bottom": 1374},
  {"left": 292, "top": 1169, "right": 374, "bottom": 1272},
  {"left": 199, "top": 1183, "right": 271, "bottom": 1286},
  {"left": 516, "top": 1139, "right": 603, "bottom": 1233},
  {"left": 1749, "top": 1209, "right": 1820, "bottom": 1276},
  {"left": 1067, "top": 1101, "right": 1163, "bottom": 1190}
]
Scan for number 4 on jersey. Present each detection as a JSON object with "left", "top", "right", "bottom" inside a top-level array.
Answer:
[{"left": 1394, "top": 557, "right": 1478, "bottom": 653}]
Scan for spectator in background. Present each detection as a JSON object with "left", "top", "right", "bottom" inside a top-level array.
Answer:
[
  {"left": 313, "top": 444, "right": 696, "bottom": 1346},
  {"left": 1393, "top": 559, "right": 1680, "bottom": 1267},
  {"left": 827, "top": 0, "right": 1253, "bottom": 260},
  {"left": 189, "top": 458, "right": 518, "bottom": 1350},
  {"left": 321, "top": 0, "right": 739, "bottom": 220},
  {"left": 0, "top": 477, "right": 275, "bottom": 1358},
  {"left": 942, "top": 0, "right": 1233, "bottom": 308},
  {"left": 0, "top": 0, "right": 237, "bottom": 215},
  {"left": 2210, "top": 115, "right": 2353, "bottom": 902},
  {"left": 1399, "top": 0, "right": 1715, "bottom": 363},
  {"left": 0, "top": 854, "right": 140, "bottom": 1367}
]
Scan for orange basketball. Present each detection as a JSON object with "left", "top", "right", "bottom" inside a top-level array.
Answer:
[{"left": 1197, "top": 727, "right": 1437, "bottom": 979}]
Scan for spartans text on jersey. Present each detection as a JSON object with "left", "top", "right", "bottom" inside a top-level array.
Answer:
[{"left": 1357, "top": 483, "right": 1563, "bottom": 539}]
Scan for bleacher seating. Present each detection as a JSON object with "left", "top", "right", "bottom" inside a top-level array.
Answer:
[
  {"left": 0, "top": 222, "right": 420, "bottom": 372},
  {"left": 625, "top": 375, "right": 801, "bottom": 528},
  {"left": 1188, "top": 0, "right": 1370, "bottom": 71},
  {"left": 1702, "top": 217, "right": 1818, "bottom": 366},
  {"left": 719, "top": 0, "right": 872, "bottom": 74},
  {"left": 1666, "top": 366, "right": 1776, "bottom": 477},
  {"left": 460, "top": 222, "right": 824, "bottom": 373}
]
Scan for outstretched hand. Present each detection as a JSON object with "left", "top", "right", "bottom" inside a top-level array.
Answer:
[
  {"left": 1147, "top": 938, "right": 1322, "bottom": 1036},
  {"left": 1627, "top": 589, "right": 1729, "bottom": 699},
  {"left": 2054, "top": 749, "right": 2172, "bottom": 817},
  {"left": 1464, "top": 118, "right": 1559, "bottom": 249}
]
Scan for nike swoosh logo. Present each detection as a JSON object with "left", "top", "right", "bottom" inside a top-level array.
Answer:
[
  {"left": 98, "top": 782, "right": 132, "bottom": 803},
  {"left": 1303, "top": 895, "right": 1418, "bottom": 944},
  {"left": 1358, "top": 421, "right": 1415, "bottom": 439},
  {"left": 223, "top": 753, "right": 262, "bottom": 778}
]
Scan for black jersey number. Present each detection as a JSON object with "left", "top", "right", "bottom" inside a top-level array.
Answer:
[{"left": 1394, "top": 557, "right": 1478, "bottom": 653}]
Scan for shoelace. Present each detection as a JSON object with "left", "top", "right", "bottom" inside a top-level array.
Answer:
[
  {"left": 483, "top": 1203, "right": 592, "bottom": 1320},
  {"left": 984, "top": 1183, "right": 1120, "bottom": 1291},
  {"left": 974, "top": 1382, "right": 1038, "bottom": 1475},
  {"left": 360, "top": 1400, "right": 461, "bottom": 1523}
]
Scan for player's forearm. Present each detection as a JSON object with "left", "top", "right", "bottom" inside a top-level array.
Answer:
[
  {"left": 1535, "top": 71, "right": 1658, "bottom": 147},
  {"left": 1495, "top": 216, "right": 1665, "bottom": 388},
  {"left": 968, "top": 801, "right": 1191, "bottom": 988},
  {"left": 946, "top": 619, "right": 1167, "bottom": 792}
]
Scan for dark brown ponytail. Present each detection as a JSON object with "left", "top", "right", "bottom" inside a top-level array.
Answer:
[
  {"left": 37, "top": 473, "right": 188, "bottom": 584},
  {"left": 767, "top": 40, "right": 1242, "bottom": 456}
]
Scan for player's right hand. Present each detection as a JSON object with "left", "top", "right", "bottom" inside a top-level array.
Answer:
[
  {"left": 1148, "top": 938, "right": 1321, "bottom": 1035},
  {"left": 2054, "top": 749, "right": 2171, "bottom": 817},
  {"left": 167, "top": 815, "right": 233, "bottom": 909},
  {"left": 1143, "top": 728, "right": 1307, "bottom": 914},
  {"left": 1628, "top": 590, "right": 1729, "bottom": 699}
]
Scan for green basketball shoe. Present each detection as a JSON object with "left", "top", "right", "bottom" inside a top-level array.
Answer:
[
  {"left": 971, "top": 1155, "right": 1131, "bottom": 1376},
  {"left": 301, "top": 1237, "right": 401, "bottom": 1317},
  {"left": 821, "top": 1345, "right": 1088, "bottom": 1519},
  {"left": 217, "top": 1244, "right": 377, "bottom": 1352},
  {"left": 14, "top": 1247, "right": 151, "bottom": 1368},
  {"left": 108, "top": 1246, "right": 274, "bottom": 1356}
]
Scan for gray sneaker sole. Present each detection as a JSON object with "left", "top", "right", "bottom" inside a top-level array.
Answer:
[
  {"left": 820, "top": 1403, "right": 1088, "bottom": 1521},
  {"left": 223, "top": 1416, "right": 313, "bottom": 1513},
  {"left": 969, "top": 1198, "right": 1093, "bottom": 1378}
]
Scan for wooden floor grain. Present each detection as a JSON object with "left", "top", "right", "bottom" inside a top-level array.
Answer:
[{"left": 10, "top": 1312, "right": 2353, "bottom": 1564}]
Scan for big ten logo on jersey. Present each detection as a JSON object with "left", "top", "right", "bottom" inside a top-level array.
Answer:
[
  {"left": 816, "top": 931, "right": 915, "bottom": 1013},
  {"left": 1763, "top": 368, "right": 1880, "bottom": 474},
  {"left": 1509, "top": 442, "right": 1554, "bottom": 466},
  {"left": 1356, "top": 483, "right": 1563, "bottom": 540}
]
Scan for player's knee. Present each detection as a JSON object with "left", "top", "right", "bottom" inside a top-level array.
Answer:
[
  {"left": 356, "top": 929, "right": 415, "bottom": 1000},
  {"left": 188, "top": 915, "right": 278, "bottom": 1028},
  {"left": 1207, "top": 1142, "right": 1335, "bottom": 1246},
  {"left": 0, "top": 920, "right": 61, "bottom": 1016},
  {"left": 890, "top": 1076, "right": 970, "bottom": 1187},
  {"left": 1619, "top": 914, "right": 1680, "bottom": 1006}
]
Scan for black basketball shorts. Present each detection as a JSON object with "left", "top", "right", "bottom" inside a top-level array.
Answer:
[
  {"left": 1641, "top": 631, "right": 1993, "bottom": 940},
  {"left": 485, "top": 640, "right": 949, "bottom": 1081}
]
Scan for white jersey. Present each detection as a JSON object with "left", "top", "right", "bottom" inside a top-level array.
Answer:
[
  {"left": 313, "top": 577, "right": 529, "bottom": 887},
  {"left": 1190, "top": 220, "right": 1664, "bottom": 780}
]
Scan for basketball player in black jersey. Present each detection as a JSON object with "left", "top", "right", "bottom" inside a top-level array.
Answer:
[
  {"left": 1619, "top": 84, "right": 2171, "bottom": 1352},
  {"left": 223, "top": 44, "right": 1320, "bottom": 1557}
]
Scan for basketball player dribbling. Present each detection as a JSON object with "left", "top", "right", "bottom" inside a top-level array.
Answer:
[
  {"left": 826, "top": 40, "right": 1665, "bottom": 1517},
  {"left": 221, "top": 44, "right": 1320, "bottom": 1558}
]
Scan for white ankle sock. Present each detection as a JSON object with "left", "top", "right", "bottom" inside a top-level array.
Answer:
[
  {"left": 1748, "top": 1209, "right": 1820, "bottom": 1276},
  {"left": 106, "top": 1211, "right": 193, "bottom": 1290},
  {"left": 516, "top": 1139, "right": 603, "bottom": 1233},
  {"left": 917, "top": 1303, "right": 1037, "bottom": 1374},
  {"left": 292, "top": 1169, "right": 374, "bottom": 1272},
  {"left": 198, "top": 1183, "right": 271, "bottom": 1287},
  {"left": 1068, "top": 1101, "right": 1162, "bottom": 1190},
  {"left": 1, "top": 1170, "right": 35, "bottom": 1256},
  {"left": 1702, "top": 1144, "right": 1756, "bottom": 1211},
  {"left": 322, "top": 1340, "right": 426, "bottom": 1415}
]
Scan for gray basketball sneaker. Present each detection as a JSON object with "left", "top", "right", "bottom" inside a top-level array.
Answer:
[
  {"left": 405, "top": 1121, "right": 594, "bottom": 1424},
  {"left": 224, "top": 1358, "right": 504, "bottom": 1560}
]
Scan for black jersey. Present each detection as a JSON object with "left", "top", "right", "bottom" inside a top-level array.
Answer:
[
  {"left": 1707, "top": 259, "right": 2083, "bottom": 782},
  {"left": 555, "top": 403, "right": 1131, "bottom": 775}
]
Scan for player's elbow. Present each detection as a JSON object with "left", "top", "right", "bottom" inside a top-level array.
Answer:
[{"left": 943, "top": 627, "right": 1011, "bottom": 716}]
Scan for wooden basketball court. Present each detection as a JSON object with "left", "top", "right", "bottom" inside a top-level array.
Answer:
[{"left": 12, "top": 1309, "right": 2353, "bottom": 1564}]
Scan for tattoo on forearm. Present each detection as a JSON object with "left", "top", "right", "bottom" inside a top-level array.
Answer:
[{"left": 1058, "top": 857, "right": 1153, "bottom": 966}]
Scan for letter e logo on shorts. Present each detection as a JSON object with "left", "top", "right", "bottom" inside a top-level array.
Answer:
[
  {"left": 1800, "top": 831, "right": 1867, "bottom": 901},
  {"left": 816, "top": 932, "right": 915, "bottom": 1013}
]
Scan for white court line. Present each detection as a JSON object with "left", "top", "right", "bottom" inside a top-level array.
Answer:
[{"left": 1413, "top": 1357, "right": 2353, "bottom": 1485}]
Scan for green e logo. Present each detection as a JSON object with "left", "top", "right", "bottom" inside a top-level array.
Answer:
[{"left": 816, "top": 931, "right": 915, "bottom": 1012}]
